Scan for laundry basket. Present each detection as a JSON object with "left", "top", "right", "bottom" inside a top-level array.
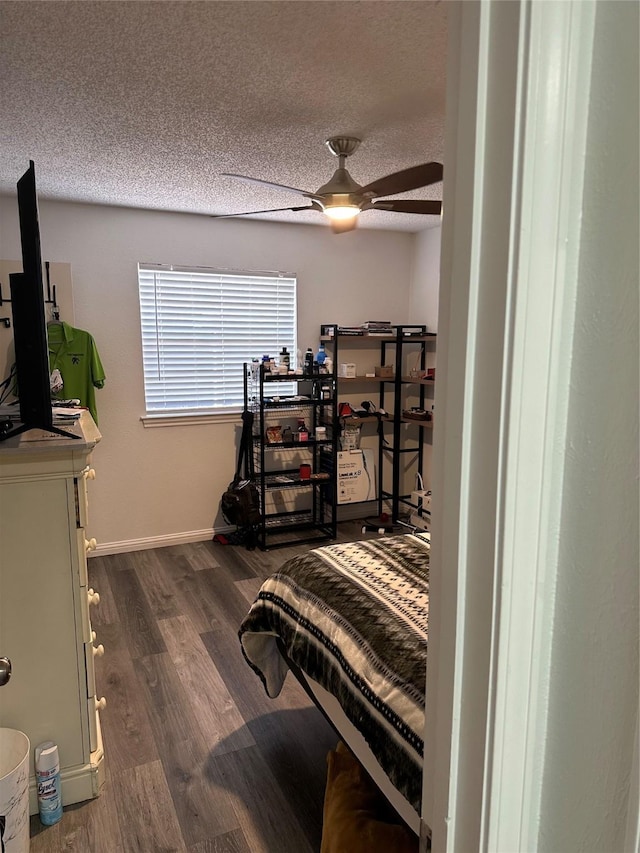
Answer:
[{"left": 0, "top": 728, "right": 30, "bottom": 853}]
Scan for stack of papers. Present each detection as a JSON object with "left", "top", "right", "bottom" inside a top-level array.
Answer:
[{"left": 52, "top": 406, "right": 83, "bottom": 421}]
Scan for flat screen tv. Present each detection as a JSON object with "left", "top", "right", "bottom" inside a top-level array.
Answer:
[{"left": 0, "top": 161, "right": 77, "bottom": 441}]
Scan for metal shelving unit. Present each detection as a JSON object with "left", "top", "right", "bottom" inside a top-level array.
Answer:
[
  {"left": 320, "top": 324, "right": 436, "bottom": 524},
  {"left": 243, "top": 363, "right": 338, "bottom": 550}
]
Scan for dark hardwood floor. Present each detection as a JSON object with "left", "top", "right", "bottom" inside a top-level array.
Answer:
[{"left": 29, "top": 523, "right": 373, "bottom": 853}]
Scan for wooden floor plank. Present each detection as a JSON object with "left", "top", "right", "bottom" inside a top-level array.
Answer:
[
  {"left": 159, "top": 556, "right": 230, "bottom": 634},
  {"left": 210, "top": 745, "right": 315, "bottom": 853},
  {"left": 58, "top": 824, "right": 90, "bottom": 851},
  {"left": 177, "top": 540, "right": 221, "bottom": 571},
  {"left": 132, "top": 652, "right": 241, "bottom": 843},
  {"left": 159, "top": 734, "right": 240, "bottom": 847},
  {"left": 223, "top": 543, "right": 298, "bottom": 580},
  {"left": 102, "top": 550, "right": 138, "bottom": 572},
  {"left": 247, "top": 706, "right": 337, "bottom": 847},
  {"left": 188, "top": 828, "right": 251, "bottom": 852},
  {"left": 195, "top": 562, "right": 260, "bottom": 633},
  {"left": 233, "top": 577, "right": 262, "bottom": 606},
  {"left": 52, "top": 785, "right": 126, "bottom": 853},
  {"left": 110, "top": 568, "right": 167, "bottom": 659},
  {"left": 133, "top": 651, "right": 195, "bottom": 719},
  {"left": 93, "top": 621, "right": 160, "bottom": 774},
  {"left": 29, "top": 816, "right": 60, "bottom": 853},
  {"left": 158, "top": 615, "right": 255, "bottom": 755},
  {"left": 208, "top": 545, "right": 259, "bottom": 581},
  {"left": 129, "top": 547, "right": 182, "bottom": 620},
  {"left": 112, "top": 760, "right": 186, "bottom": 853}
]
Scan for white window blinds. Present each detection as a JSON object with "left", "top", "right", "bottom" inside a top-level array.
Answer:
[{"left": 138, "top": 264, "right": 297, "bottom": 414}]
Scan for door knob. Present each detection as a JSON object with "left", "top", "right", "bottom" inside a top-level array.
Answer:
[{"left": 0, "top": 656, "right": 12, "bottom": 686}]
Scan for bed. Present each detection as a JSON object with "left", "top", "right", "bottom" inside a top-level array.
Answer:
[{"left": 238, "top": 531, "right": 430, "bottom": 835}]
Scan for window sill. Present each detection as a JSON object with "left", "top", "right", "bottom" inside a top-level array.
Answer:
[{"left": 141, "top": 411, "right": 241, "bottom": 428}]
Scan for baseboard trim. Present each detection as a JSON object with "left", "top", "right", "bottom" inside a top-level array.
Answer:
[
  {"left": 91, "top": 528, "right": 223, "bottom": 556},
  {"left": 92, "top": 506, "right": 381, "bottom": 557}
]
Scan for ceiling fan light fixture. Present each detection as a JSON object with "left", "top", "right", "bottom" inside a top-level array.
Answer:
[
  {"left": 220, "top": 140, "right": 443, "bottom": 232},
  {"left": 323, "top": 204, "right": 360, "bottom": 222}
]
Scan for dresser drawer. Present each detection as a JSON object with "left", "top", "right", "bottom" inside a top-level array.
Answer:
[
  {"left": 75, "top": 466, "right": 96, "bottom": 529},
  {"left": 75, "top": 528, "right": 89, "bottom": 586},
  {"left": 84, "top": 641, "right": 97, "bottom": 698}
]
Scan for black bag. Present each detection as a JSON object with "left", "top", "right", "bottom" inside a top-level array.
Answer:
[
  {"left": 219, "top": 411, "right": 261, "bottom": 545},
  {"left": 221, "top": 478, "right": 261, "bottom": 527}
]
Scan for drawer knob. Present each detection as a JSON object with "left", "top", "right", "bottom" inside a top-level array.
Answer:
[
  {"left": 0, "top": 657, "right": 11, "bottom": 687},
  {"left": 88, "top": 589, "right": 100, "bottom": 606},
  {"left": 92, "top": 643, "right": 105, "bottom": 658},
  {"left": 95, "top": 696, "right": 107, "bottom": 711},
  {"left": 85, "top": 537, "right": 97, "bottom": 553}
]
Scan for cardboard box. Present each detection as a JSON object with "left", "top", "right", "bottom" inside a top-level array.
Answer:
[
  {"left": 339, "top": 363, "right": 356, "bottom": 378},
  {"left": 337, "top": 449, "right": 377, "bottom": 504},
  {"left": 374, "top": 365, "right": 394, "bottom": 378}
]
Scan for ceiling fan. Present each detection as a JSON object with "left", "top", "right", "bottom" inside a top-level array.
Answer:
[{"left": 216, "top": 136, "right": 443, "bottom": 234}]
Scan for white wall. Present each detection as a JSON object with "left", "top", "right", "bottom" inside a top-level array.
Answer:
[
  {"left": 538, "top": 2, "right": 639, "bottom": 848},
  {"left": 410, "top": 225, "right": 441, "bottom": 332},
  {"left": 0, "top": 199, "right": 421, "bottom": 548},
  {"left": 426, "top": 1, "right": 639, "bottom": 850},
  {"left": 408, "top": 225, "right": 442, "bottom": 492}
]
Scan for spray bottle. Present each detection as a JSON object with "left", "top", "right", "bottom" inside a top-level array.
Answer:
[{"left": 35, "top": 741, "right": 63, "bottom": 825}]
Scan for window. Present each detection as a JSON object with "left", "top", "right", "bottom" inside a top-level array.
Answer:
[{"left": 138, "top": 263, "right": 297, "bottom": 417}]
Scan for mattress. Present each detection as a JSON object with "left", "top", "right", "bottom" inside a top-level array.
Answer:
[{"left": 238, "top": 532, "right": 430, "bottom": 812}]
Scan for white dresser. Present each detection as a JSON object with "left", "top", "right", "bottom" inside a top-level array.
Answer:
[{"left": 0, "top": 412, "right": 106, "bottom": 813}]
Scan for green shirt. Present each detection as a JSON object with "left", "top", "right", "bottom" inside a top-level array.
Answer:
[{"left": 48, "top": 321, "right": 105, "bottom": 423}]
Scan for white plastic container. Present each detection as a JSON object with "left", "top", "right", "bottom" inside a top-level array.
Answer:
[
  {"left": 35, "top": 741, "right": 62, "bottom": 826},
  {"left": 0, "top": 727, "right": 30, "bottom": 852}
]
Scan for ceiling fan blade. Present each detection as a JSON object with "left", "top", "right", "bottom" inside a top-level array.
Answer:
[
  {"left": 221, "top": 173, "right": 315, "bottom": 197},
  {"left": 360, "top": 162, "right": 443, "bottom": 198},
  {"left": 330, "top": 218, "right": 358, "bottom": 234},
  {"left": 372, "top": 199, "right": 442, "bottom": 215},
  {"left": 211, "top": 205, "right": 320, "bottom": 219}
]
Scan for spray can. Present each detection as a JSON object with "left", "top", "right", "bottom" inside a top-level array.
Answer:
[{"left": 35, "top": 741, "right": 63, "bottom": 825}]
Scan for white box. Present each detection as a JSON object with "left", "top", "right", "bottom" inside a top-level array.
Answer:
[
  {"left": 337, "top": 449, "right": 377, "bottom": 504},
  {"left": 339, "top": 363, "right": 356, "bottom": 378}
]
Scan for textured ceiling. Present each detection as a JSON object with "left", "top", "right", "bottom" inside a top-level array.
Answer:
[{"left": 0, "top": 1, "right": 448, "bottom": 232}]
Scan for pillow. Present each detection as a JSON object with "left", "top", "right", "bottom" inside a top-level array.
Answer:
[{"left": 320, "top": 742, "right": 418, "bottom": 853}]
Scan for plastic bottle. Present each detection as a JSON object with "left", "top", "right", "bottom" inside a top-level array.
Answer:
[
  {"left": 304, "top": 348, "right": 314, "bottom": 376},
  {"left": 280, "top": 347, "right": 290, "bottom": 370},
  {"left": 315, "top": 342, "right": 326, "bottom": 367},
  {"left": 296, "top": 348, "right": 303, "bottom": 372},
  {"left": 35, "top": 741, "right": 63, "bottom": 826}
]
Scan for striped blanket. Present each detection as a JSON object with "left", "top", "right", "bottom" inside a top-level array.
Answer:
[{"left": 238, "top": 533, "right": 430, "bottom": 811}]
